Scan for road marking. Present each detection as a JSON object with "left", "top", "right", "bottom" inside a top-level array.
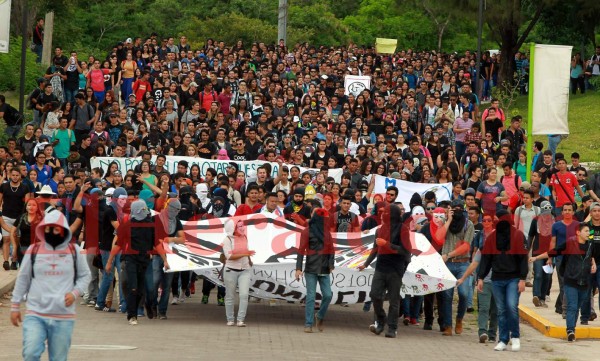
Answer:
[{"left": 71, "top": 345, "right": 138, "bottom": 350}]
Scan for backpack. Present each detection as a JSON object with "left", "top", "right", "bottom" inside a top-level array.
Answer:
[
  {"left": 74, "top": 103, "right": 95, "bottom": 122},
  {"left": 199, "top": 90, "right": 217, "bottom": 106},
  {"left": 500, "top": 174, "right": 519, "bottom": 190},
  {"left": 31, "top": 242, "right": 78, "bottom": 283},
  {"left": 53, "top": 128, "right": 73, "bottom": 140}
]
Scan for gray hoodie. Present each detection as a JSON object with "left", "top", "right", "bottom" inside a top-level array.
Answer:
[{"left": 11, "top": 210, "right": 91, "bottom": 319}]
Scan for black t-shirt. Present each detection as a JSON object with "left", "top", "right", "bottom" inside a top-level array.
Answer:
[
  {"left": 588, "top": 222, "right": 600, "bottom": 263},
  {"left": 100, "top": 206, "right": 118, "bottom": 251},
  {"left": 335, "top": 211, "right": 357, "bottom": 232},
  {"left": 485, "top": 118, "right": 504, "bottom": 142},
  {"left": 0, "top": 183, "right": 29, "bottom": 219},
  {"left": 231, "top": 151, "right": 249, "bottom": 162},
  {"left": 169, "top": 218, "right": 184, "bottom": 237},
  {"left": 245, "top": 140, "right": 261, "bottom": 160},
  {"left": 36, "top": 92, "right": 58, "bottom": 109}
]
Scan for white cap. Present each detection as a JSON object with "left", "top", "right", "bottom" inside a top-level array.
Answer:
[{"left": 105, "top": 187, "right": 115, "bottom": 197}]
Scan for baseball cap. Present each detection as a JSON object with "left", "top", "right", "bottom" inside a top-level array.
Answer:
[{"left": 519, "top": 181, "right": 531, "bottom": 190}]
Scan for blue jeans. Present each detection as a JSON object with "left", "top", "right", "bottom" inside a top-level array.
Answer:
[
  {"left": 547, "top": 135, "right": 562, "bottom": 158},
  {"left": 33, "top": 44, "right": 43, "bottom": 63},
  {"left": 532, "top": 258, "right": 550, "bottom": 299},
  {"left": 466, "top": 274, "right": 475, "bottom": 308},
  {"left": 492, "top": 278, "right": 521, "bottom": 344},
  {"left": 402, "top": 295, "right": 423, "bottom": 320},
  {"left": 152, "top": 256, "right": 174, "bottom": 315},
  {"left": 304, "top": 273, "right": 333, "bottom": 327},
  {"left": 22, "top": 315, "right": 74, "bottom": 361},
  {"left": 32, "top": 110, "right": 42, "bottom": 127},
  {"left": 95, "top": 251, "right": 125, "bottom": 311},
  {"left": 441, "top": 261, "right": 469, "bottom": 328},
  {"left": 455, "top": 141, "right": 466, "bottom": 161},
  {"left": 6, "top": 124, "right": 22, "bottom": 138},
  {"left": 483, "top": 79, "right": 491, "bottom": 98},
  {"left": 64, "top": 88, "right": 78, "bottom": 105},
  {"left": 583, "top": 271, "right": 600, "bottom": 314},
  {"left": 564, "top": 284, "right": 588, "bottom": 333}
]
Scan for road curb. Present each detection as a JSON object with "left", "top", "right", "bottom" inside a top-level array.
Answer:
[
  {"left": 519, "top": 304, "right": 600, "bottom": 339},
  {"left": 0, "top": 272, "right": 17, "bottom": 299}
]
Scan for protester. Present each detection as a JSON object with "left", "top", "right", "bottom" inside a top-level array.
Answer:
[{"left": 10, "top": 209, "right": 91, "bottom": 360}]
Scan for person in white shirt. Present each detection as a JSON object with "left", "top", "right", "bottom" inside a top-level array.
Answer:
[
  {"left": 513, "top": 189, "right": 540, "bottom": 286},
  {"left": 222, "top": 219, "right": 254, "bottom": 327}
]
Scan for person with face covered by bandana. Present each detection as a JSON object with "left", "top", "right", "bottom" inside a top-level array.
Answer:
[
  {"left": 95, "top": 187, "right": 128, "bottom": 313},
  {"left": 422, "top": 207, "right": 448, "bottom": 331},
  {"left": 477, "top": 210, "right": 528, "bottom": 352},
  {"left": 436, "top": 199, "right": 475, "bottom": 336},
  {"left": 527, "top": 201, "right": 554, "bottom": 308},
  {"left": 201, "top": 187, "right": 231, "bottom": 305},
  {"left": 456, "top": 213, "right": 499, "bottom": 344},
  {"left": 11, "top": 210, "right": 91, "bottom": 361},
  {"left": 106, "top": 200, "right": 169, "bottom": 325},
  {"left": 358, "top": 204, "right": 414, "bottom": 338},
  {"left": 152, "top": 198, "right": 185, "bottom": 319},
  {"left": 283, "top": 187, "right": 311, "bottom": 226},
  {"left": 205, "top": 188, "right": 236, "bottom": 219},
  {"left": 196, "top": 183, "right": 211, "bottom": 214}
]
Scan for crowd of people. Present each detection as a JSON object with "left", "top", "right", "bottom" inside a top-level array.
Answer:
[{"left": 1, "top": 34, "right": 600, "bottom": 359}]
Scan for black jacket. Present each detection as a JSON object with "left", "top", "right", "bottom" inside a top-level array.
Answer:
[
  {"left": 296, "top": 209, "right": 334, "bottom": 275},
  {"left": 560, "top": 240, "right": 594, "bottom": 289},
  {"left": 478, "top": 220, "right": 528, "bottom": 281}
]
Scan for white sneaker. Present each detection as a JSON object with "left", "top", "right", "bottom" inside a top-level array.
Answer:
[
  {"left": 511, "top": 338, "right": 520, "bottom": 351},
  {"left": 226, "top": 321, "right": 235, "bottom": 326},
  {"left": 237, "top": 321, "right": 246, "bottom": 327},
  {"left": 128, "top": 317, "right": 138, "bottom": 325},
  {"left": 171, "top": 298, "right": 178, "bottom": 305},
  {"left": 178, "top": 297, "right": 185, "bottom": 304},
  {"left": 494, "top": 341, "right": 507, "bottom": 351}
]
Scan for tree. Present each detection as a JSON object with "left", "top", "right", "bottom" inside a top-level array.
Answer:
[
  {"left": 419, "top": 0, "right": 452, "bottom": 52},
  {"left": 480, "top": 0, "right": 550, "bottom": 89}
]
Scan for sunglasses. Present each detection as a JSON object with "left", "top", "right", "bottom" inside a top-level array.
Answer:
[{"left": 426, "top": 206, "right": 436, "bottom": 210}]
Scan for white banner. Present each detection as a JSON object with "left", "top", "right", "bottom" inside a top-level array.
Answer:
[
  {"left": 531, "top": 44, "right": 572, "bottom": 135},
  {"left": 344, "top": 75, "right": 371, "bottom": 96},
  {"left": 372, "top": 175, "right": 452, "bottom": 211},
  {"left": 90, "top": 156, "right": 344, "bottom": 183},
  {"left": 164, "top": 213, "right": 456, "bottom": 302},
  {"left": 0, "top": 0, "right": 11, "bottom": 53}
]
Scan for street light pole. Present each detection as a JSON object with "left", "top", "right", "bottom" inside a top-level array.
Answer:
[
  {"left": 277, "top": 0, "right": 288, "bottom": 46},
  {"left": 18, "top": 0, "right": 28, "bottom": 114},
  {"left": 475, "top": 0, "right": 483, "bottom": 100}
]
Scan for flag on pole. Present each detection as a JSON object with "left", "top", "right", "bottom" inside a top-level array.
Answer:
[
  {"left": 530, "top": 44, "right": 572, "bottom": 135},
  {"left": 0, "top": 0, "right": 12, "bottom": 53}
]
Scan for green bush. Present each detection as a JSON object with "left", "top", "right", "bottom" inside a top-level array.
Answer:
[{"left": 0, "top": 37, "right": 46, "bottom": 93}]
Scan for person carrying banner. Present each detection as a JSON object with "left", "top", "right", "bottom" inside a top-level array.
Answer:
[
  {"left": 223, "top": 219, "right": 255, "bottom": 327},
  {"left": 295, "top": 207, "right": 334, "bottom": 333},
  {"left": 437, "top": 199, "right": 474, "bottom": 336},
  {"left": 359, "top": 204, "right": 412, "bottom": 338},
  {"left": 10, "top": 209, "right": 91, "bottom": 361}
]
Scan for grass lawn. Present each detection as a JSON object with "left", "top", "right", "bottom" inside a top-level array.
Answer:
[{"left": 503, "top": 91, "right": 600, "bottom": 164}]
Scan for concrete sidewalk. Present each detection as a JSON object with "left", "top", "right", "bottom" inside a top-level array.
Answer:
[
  {"left": 519, "top": 272, "right": 600, "bottom": 339},
  {"left": 0, "top": 269, "right": 17, "bottom": 299}
]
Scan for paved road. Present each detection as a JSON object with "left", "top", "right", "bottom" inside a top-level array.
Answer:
[{"left": 0, "top": 291, "right": 594, "bottom": 361}]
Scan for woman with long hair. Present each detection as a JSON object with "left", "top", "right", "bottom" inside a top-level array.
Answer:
[
  {"left": 40, "top": 101, "right": 61, "bottom": 138},
  {"left": 11, "top": 198, "right": 43, "bottom": 265},
  {"left": 120, "top": 51, "right": 138, "bottom": 101},
  {"left": 136, "top": 160, "right": 158, "bottom": 192}
]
